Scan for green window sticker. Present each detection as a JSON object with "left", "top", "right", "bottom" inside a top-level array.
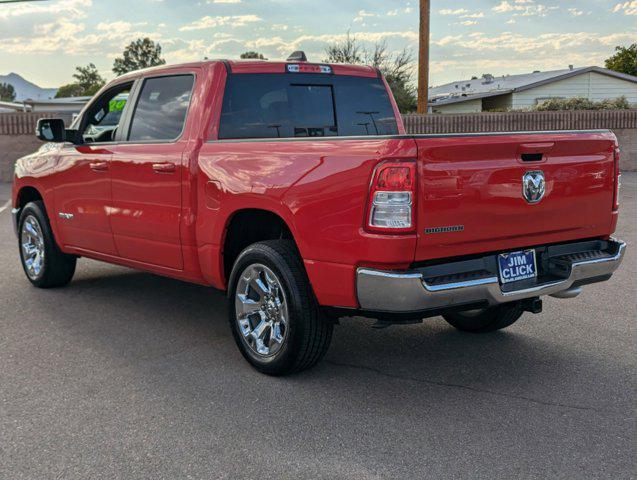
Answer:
[{"left": 109, "top": 99, "right": 127, "bottom": 112}]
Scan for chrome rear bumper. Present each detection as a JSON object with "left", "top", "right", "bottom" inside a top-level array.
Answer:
[{"left": 357, "top": 239, "right": 626, "bottom": 313}]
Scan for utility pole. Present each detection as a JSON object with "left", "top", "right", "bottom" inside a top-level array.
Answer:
[{"left": 417, "top": 0, "right": 430, "bottom": 114}]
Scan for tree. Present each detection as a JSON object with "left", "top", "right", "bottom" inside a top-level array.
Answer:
[
  {"left": 0, "top": 83, "right": 16, "bottom": 102},
  {"left": 240, "top": 51, "right": 267, "bottom": 60},
  {"left": 324, "top": 32, "right": 362, "bottom": 65},
  {"left": 324, "top": 34, "right": 417, "bottom": 112},
  {"left": 112, "top": 37, "right": 166, "bottom": 76},
  {"left": 55, "top": 83, "right": 83, "bottom": 98},
  {"left": 605, "top": 44, "right": 637, "bottom": 77},
  {"left": 73, "top": 63, "right": 105, "bottom": 95},
  {"left": 55, "top": 63, "right": 106, "bottom": 98}
]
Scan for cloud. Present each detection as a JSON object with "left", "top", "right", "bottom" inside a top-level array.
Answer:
[
  {"left": 0, "top": 0, "right": 91, "bottom": 20},
  {"left": 387, "top": 7, "right": 412, "bottom": 16},
  {"left": 208, "top": 0, "right": 242, "bottom": 3},
  {"left": 439, "top": 9, "right": 469, "bottom": 16},
  {"left": 179, "top": 15, "right": 262, "bottom": 31},
  {"left": 492, "top": 0, "right": 557, "bottom": 17},
  {"left": 439, "top": 8, "right": 484, "bottom": 22},
  {"left": 612, "top": 1, "right": 637, "bottom": 15},
  {"left": 0, "top": 16, "right": 161, "bottom": 57},
  {"left": 354, "top": 9, "right": 378, "bottom": 23},
  {"left": 215, "top": 30, "right": 419, "bottom": 62},
  {"left": 428, "top": 29, "right": 637, "bottom": 80}
]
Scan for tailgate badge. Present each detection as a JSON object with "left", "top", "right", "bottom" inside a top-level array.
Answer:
[{"left": 523, "top": 170, "right": 545, "bottom": 204}]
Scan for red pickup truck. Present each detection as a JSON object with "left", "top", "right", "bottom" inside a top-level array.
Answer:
[{"left": 12, "top": 56, "right": 626, "bottom": 375}]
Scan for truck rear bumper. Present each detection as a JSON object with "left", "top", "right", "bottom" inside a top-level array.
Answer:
[{"left": 356, "top": 239, "right": 626, "bottom": 313}]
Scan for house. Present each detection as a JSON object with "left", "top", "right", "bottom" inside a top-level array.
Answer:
[
  {"left": 428, "top": 66, "right": 637, "bottom": 114},
  {"left": 0, "top": 100, "right": 31, "bottom": 113},
  {"left": 22, "top": 96, "right": 91, "bottom": 113}
]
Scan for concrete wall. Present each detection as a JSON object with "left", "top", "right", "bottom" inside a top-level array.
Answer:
[{"left": 0, "top": 135, "right": 41, "bottom": 182}]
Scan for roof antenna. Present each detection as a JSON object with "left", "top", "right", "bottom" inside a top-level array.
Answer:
[{"left": 287, "top": 51, "right": 308, "bottom": 62}]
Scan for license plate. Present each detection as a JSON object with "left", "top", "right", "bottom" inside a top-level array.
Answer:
[{"left": 498, "top": 250, "right": 537, "bottom": 284}]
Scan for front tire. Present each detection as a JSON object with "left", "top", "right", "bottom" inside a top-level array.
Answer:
[
  {"left": 18, "top": 201, "right": 76, "bottom": 288},
  {"left": 443, "top": 302, "right": 523, "bottom": 333},
  {"left": 228, "top": 240, "right": 333, "bottom": 376}
]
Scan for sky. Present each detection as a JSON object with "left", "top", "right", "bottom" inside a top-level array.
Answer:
[{"left": 0, "top": 0, "right": 635, "bottom": 88}]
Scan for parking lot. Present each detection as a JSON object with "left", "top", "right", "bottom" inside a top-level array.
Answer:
[{"left": 0, "top": 176, "right": 635, "bottom": 479}]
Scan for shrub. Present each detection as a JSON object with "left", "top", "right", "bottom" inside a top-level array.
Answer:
[{"left": 534, "top": 96, "right": 631, "bottom": 111}]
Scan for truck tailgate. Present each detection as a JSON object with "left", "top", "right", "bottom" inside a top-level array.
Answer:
[{"left": 414, "top": 131, "right": 617, "bottom": 262}]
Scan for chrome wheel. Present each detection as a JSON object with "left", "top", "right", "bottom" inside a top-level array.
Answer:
[
  {"left": 21, "top": 215, "right": 45, "bottom": 280},
  {"left": 235, "top": 263, "right": 289, "bottom": 357}
]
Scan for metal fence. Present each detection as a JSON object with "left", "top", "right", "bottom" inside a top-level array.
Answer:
[
  {"left": 0, "top": 112, "right": 74, "bottom": 135},
  {"left": 402, "top": 110, "right": 637, "bottom": 134}
]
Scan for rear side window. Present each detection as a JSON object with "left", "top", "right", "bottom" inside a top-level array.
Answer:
[
  {"left": 128, "top": 75, "right": 194, "bottom": 142},
  {"left": 218, "top": 73, "right": 398, "bottom": 140}
]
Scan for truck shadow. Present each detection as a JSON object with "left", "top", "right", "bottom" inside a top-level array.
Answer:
[{"left": 53, "top": 265, "right": 622, "bottom": 411}]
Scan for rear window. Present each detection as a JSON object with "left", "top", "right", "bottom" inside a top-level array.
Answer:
[{"left": 217, "top": 73, "right": 398, "bottom": 140}]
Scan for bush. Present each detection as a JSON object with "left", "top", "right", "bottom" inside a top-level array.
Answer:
[{"left": 534, "top": 96, "right": 631, "bottom": 111}]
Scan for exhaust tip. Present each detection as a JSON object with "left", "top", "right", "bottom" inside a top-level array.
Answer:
[{"left": 550, "top": 286, "right": 583, "bottom": 299}]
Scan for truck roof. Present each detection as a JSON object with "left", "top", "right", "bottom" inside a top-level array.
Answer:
[{"left": 115, "top": 59, "right": 380, "bottom": 81}]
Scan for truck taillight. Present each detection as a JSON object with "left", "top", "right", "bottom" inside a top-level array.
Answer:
[
  {"left": 614, "top": 147, "right": 621, "bottom": 210},
  {"left": 366, "top": 161, "right": 416, "bottom": 233}
]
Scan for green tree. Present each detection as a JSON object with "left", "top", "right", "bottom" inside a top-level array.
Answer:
[
  {"left": 73, "top": 63, "right": 105, "bottom": 95},
  {"left": 55, "top": 63, "right": 106, "bottom": 98},
  {"left": 323, "top": 32, "right": 362, "bottom": 64},
  {"left": 112, "top": 37, "right": 166, "bottom": 76},
  {"left": 324, "top": 34, "right": 417, "bottom": 113},
  {"left": 240, "top": 51, "right": 267, "bottom": 60},
  {"left": 605, "top": 44, "right": 637, "bottom": 77},
  {"left": 55, "top": 83, "right": 83, "bottom": 98},
  {"left": 0, "top": 82, "right": 16, "bottom": 102}
]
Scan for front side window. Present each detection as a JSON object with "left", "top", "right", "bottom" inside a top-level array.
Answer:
[
  {"left": 81, "top": 83, "right": 131, "bottom": 143},
  {"left": 128, "top": 75, "right": 194, "bottom": 142},
  {"left": 218, "top": 73, "right": 398, "bottom": 140}
]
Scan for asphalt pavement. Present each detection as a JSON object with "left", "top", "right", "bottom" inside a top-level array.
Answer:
[{"left": 1, "top": 176, "right": 635, "bottom": 479}]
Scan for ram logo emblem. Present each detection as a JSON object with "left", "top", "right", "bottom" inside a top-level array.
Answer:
[{"left": 523, "top": 170, "right": 546, "bottom": 204}]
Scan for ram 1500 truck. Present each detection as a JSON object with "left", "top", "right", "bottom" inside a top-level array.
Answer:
[{"left": 12, "top": 56, "right": 626, "bottom": 375}]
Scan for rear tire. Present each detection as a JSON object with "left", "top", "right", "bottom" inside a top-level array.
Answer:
[
  {"left": 443, "top": 302, "right": 523, "bottom": 333},
  {"left": 228, "top": 240, "right": 333, "bottom": 376},
  {"left": 18, "top": 201, "right": 76, "bottom": 288}
]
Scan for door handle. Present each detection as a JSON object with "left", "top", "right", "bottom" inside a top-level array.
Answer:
[
  {"left": 152, "top": 162, "right": 176, "bottom": 174},
  {"left": 518, "top": 142, "right": 555, "bottom": 153},
  {"left": 89, "top": 161, "right": 108, "bottom": 172}
]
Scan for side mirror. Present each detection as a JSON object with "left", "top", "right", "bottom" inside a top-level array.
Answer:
[{"left": 36, "top": 118, "right": 66, "bottom": 142}]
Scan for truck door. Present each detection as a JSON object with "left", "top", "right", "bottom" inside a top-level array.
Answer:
[
  {"left": 54, "top": 81, "right": 134, "bottom": 255},
  {"left": 108, "top": 73, "right": 196, "bottom": 270}
]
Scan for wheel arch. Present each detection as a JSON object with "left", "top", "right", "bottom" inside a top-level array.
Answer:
[
  {"left": 15, "top": 185, "right": 44, "bottom": 210},
  {"left": 220, "top": 208, "right": 301, "bottom": 287},
  {"left": 13, "top": 183, "right": 64, "bottom": 251}
]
